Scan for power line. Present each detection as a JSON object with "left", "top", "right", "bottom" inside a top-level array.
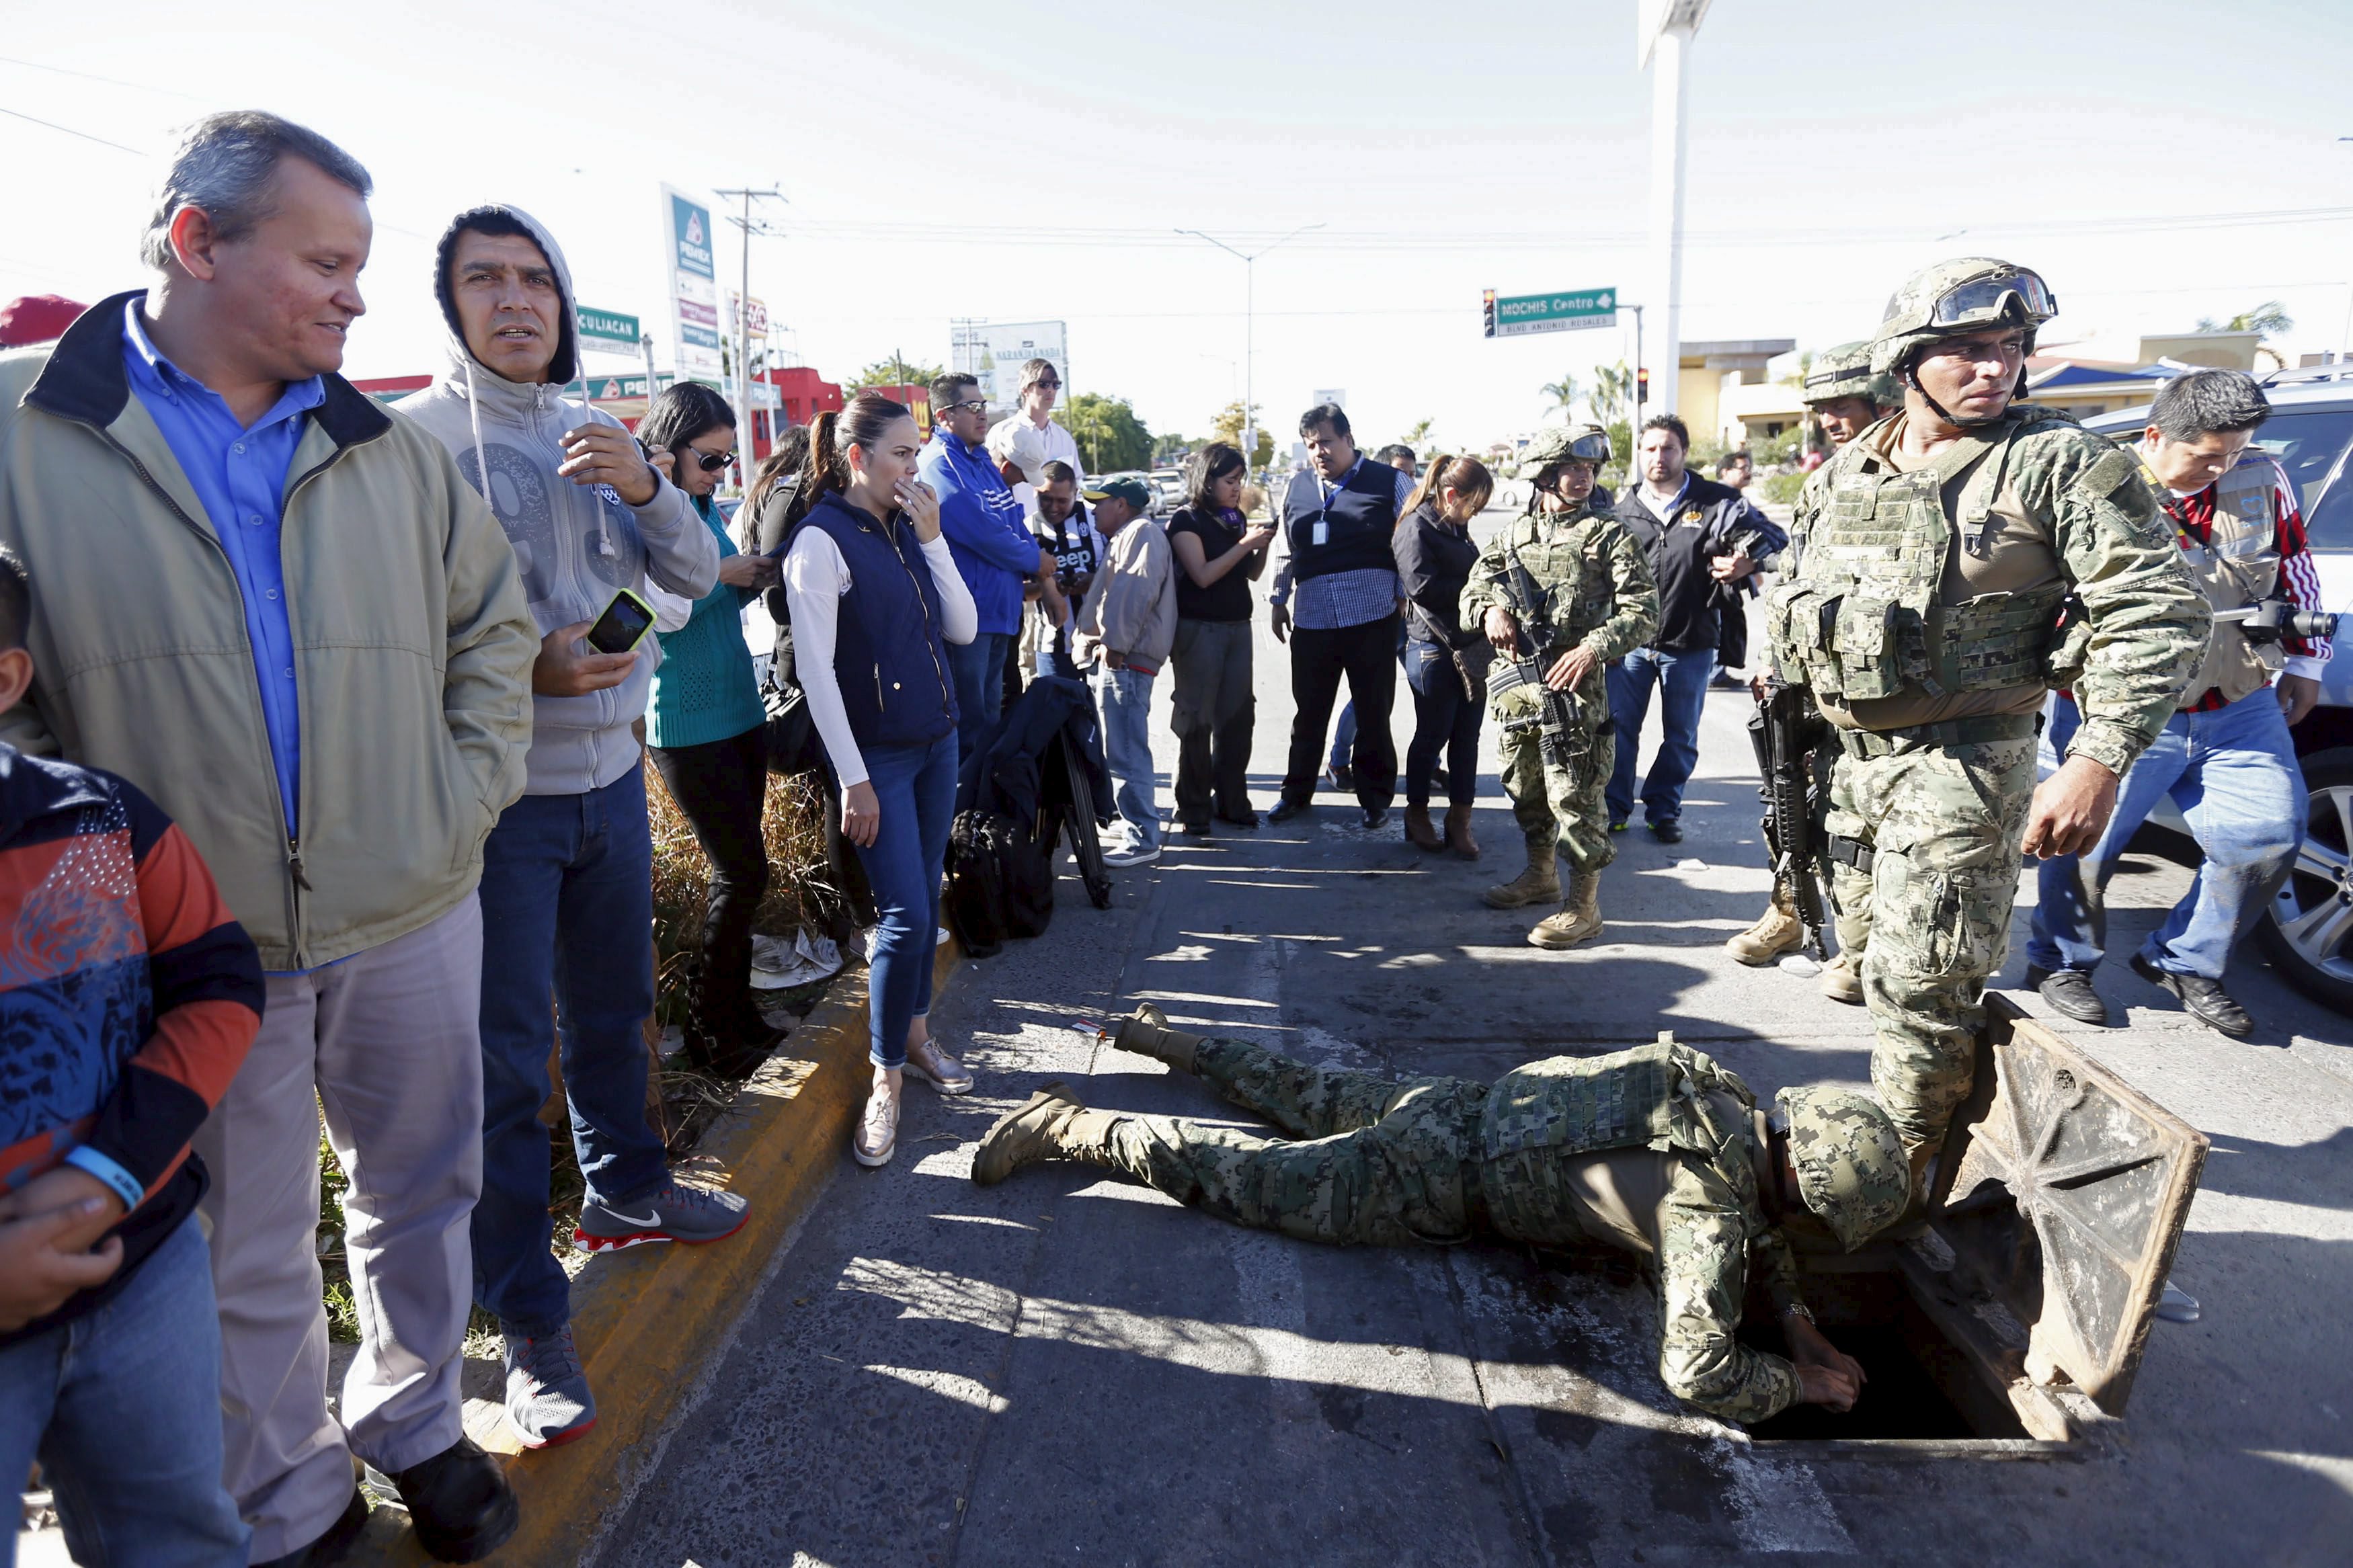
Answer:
[
  {"left": 0, "top": 106, "right": 147, "bottom": 157},
  {"left": 0, "top": 54, "right": 207, "bottom": 101}
]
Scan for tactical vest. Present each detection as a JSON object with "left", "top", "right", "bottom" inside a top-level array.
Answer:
[
  {"left": 2155, "top": 454, "right": 2284, "bottom": 709},
  {"left": 1478, "top": 1040, "right": 1755, "bottom": 1163},
  {"left": 1495, "top": 506, "right": 1622, "bottom": 647},
  {"left": 1769, "top": 412, "right": 2071, "bottom": 712}
]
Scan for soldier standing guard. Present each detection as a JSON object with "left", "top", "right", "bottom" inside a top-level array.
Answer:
[
  {"left": 1726, "top": 339, "right": 1903, "bottom": 1003},
  {"left": 975, "top": 1007, "right": 1909, "bottom": 1426},
  {"left": 1462, "top": 425, "right": 1660, "bottom": 949},
  {"left": 1769, "top": 259, "right": 2209, "bottom": 1194}
]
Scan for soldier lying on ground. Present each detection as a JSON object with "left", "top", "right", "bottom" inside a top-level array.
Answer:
[{"left": 972, "top": 1009, "right": 1909, "bottom": 1424}]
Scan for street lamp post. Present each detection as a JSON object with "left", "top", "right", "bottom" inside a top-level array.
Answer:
[
  {"left": 1176, "top": 223, "right": 1324, "bottom": 472},
  {"left": 1638, "top": 0, "right": 1712, "bottom": 419}
]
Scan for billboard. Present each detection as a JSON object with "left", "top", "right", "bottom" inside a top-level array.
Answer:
[
  {"left": 662, "top": 183, "right": 723, "bottom": 386},
  {"left": 951, "top": 319, "right": 1069, "bottom": 407}
]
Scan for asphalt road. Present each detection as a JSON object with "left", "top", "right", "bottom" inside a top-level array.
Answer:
[{"left": 601, "top": 514, "right": 2353, "bottom": 1568}]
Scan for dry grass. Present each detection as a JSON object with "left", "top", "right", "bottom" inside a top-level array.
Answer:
[{"left": 319, "top": 764, "right": 850, "bottom": 1344}]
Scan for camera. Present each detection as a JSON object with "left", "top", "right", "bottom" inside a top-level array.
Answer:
[{"left": 2239, "top": 597, "right": 2340, "bottom": 647}]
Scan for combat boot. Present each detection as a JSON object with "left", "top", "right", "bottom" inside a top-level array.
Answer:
[
  {"left": 1483, "top": 842, "right": 1559, "bottom": 909},
  {"left": 1443, "top": 804, "right": 1479, "bottom": 861},
  {"left": 1403, "top": 804, "right": 1442, "bottom": 852},
  {"left": 1818, "top": 950, "right": 1864, "bottom": 1004},
  {"left": 1726, "top": 898, "right": 1803, "bottom": 966},
  {"left": 1111, "top": 1003, "right": 1205, "bottom": 1075},
  {"left": 1527, "top": 872, "right": 1604, "bottom": 950},
  {"left": 972, "top": 1082, "right": 1124, "bottom": 1186}
]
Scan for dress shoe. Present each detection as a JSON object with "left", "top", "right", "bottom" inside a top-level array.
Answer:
[
  {"left": 1267, "top": 798, "right": 1313, "bottom": 824},
  {"left": 2130, "top": 953, "right": 2254, "bottom": 1038},
  {"left": 391, "top": 1436, "right": 519, "bottom": 1564},
  {"left": 1650, "top": 819, "right": 1683, "bottom": 845},
  {"left": 2026, "top": 964, "right": 2109, "bottom": 1026},
  {"left": 1359, "top": 806, "right": 1390, "bottom": 831},
  {"left": 1213, "top": 808, "right": 1259, "bottom": 829}
]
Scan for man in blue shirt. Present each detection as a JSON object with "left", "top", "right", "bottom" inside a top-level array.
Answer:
[{"left": 923, "top": 371, "right": 1050, "bottom": 761}]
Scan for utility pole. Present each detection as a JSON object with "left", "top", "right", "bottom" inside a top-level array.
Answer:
[
  {"left": 716, "top": 185, "right": 786, "bottom": 476},
  {"left": 1176, "top": 223, "right": 1324, "bottom": 473},
  {"left": 1639, "top": 1, "right": 1711, "bottom": 419}
]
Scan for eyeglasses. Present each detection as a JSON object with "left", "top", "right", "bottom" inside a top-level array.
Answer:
[
  {"left": 684, "top": 447, "right": 735, "bottom": 472},
  {"left": 943, "top": 399, "right": 988, "bottom": 415}
]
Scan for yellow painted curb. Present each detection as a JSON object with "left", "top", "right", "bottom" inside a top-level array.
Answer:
[{"left": 358, "top": 936, "right": 963, "bottom": 1565}]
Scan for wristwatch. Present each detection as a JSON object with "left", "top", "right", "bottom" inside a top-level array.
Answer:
[{"left": 1780, "top": 1301, "right": 1817, "bottom": 1326}]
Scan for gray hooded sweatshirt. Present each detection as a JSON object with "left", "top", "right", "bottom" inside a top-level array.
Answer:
[{"left": 401, "top": 204, "right": 719, "bottom": 796}]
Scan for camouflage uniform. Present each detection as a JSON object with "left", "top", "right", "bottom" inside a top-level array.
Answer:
[
  {"left": 1771, "top": 259, "right": 2210, "bottom": 1171},
  {"left": 1086, "top": 1034, "right": 1835, "bottom": 1423},
  {"left": 1460, "top": 457, "right": 1659, "bottom": 882}
]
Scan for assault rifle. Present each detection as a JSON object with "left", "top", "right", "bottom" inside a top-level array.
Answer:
[
  {"left": 1747, "top": 679, "right": 1831, "bottom": 961},
  {"left": 1487, "top": 534, "right": 1589, "bottom": 771}
]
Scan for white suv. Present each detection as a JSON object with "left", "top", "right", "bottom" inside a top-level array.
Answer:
[{"left": 2086, "top": 368, "right": 2353, "bottom": 1012}]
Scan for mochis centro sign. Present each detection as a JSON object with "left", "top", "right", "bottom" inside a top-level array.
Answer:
[{"left": 1483, "top": 287, "right": 1618, "bottom": 338}]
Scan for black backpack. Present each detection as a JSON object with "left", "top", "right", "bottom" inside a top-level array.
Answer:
[{"left": 945, "top": 809, "right": 1056, "bottom": 958}]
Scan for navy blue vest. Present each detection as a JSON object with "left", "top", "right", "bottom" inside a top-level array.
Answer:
[
  {"left": 803, "top": 491, "right": 959, "bottom": 753},
  {"left": 1283, "top": 458, "right": 1403, "bottom": 581}
]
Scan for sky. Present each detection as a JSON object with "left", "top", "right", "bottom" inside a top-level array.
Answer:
[{"left": 5, "top": 0, "right": 2352, "bottom": 456}]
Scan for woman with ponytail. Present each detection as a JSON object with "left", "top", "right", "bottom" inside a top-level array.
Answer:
[
  {"left": 1394, "top": 454, "right": 1494, "bottom": 857},
  {"left": 783, "top": 394, "right": 979, "bottom": 1166}
]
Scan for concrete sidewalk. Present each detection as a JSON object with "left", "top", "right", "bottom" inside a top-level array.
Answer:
[{"left": 595, "top": 567, "right": 2353, "bottom": 1566}]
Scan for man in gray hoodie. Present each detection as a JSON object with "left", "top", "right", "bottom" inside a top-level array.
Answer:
[{"left": 401, "top": 206, "right": 737, "bottom": 1451}]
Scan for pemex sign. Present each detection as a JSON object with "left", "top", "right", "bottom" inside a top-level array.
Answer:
[{"left": 1483, "top": 287, "right": 1618, "bottom": 338}]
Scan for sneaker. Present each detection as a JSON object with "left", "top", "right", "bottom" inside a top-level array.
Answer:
[
  {"left": 574, "top": 1178, "right": 750, "bottom": 1253},
  {"left": 1324, "top": 764, "right": 1355, "bottom": 794},
  {"left": 504, "top": 1326, "right": 596, "bottom": 1449},
  {"left": 2026, "top": 964, "right": 2109, "bottom": 1026},
  {"left": 1104, "top": 839, "right": 1162, "bottom": 867},
  {"left": 905, "top": 1036, "right": 975, "bottom": 1095},
  {"left": 2130, "top": 953, "right": 2254, "bottom": 1038},
  {"left": 1609, "top": 819, "right": 1628, "bottom": 834}
]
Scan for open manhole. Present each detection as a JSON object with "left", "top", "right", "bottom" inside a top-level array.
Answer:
[{"left": 1741, "top": 995, "right": 2207, "bottom": 1459}]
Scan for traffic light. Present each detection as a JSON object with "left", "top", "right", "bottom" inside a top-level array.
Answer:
[
  {"left": 1482, "top": 290, "right": 1497, "bottom": 339},
  {"left": 1637, "top": 367, "right": 1650, "bottom": 403}
]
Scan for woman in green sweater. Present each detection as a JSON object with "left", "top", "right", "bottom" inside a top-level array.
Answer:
[{"left": 642, "top": 384, "right": 781, "bottom": 1071}]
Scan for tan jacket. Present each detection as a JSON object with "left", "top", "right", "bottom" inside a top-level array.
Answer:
[
  {"left": 1074, "top": 519, "right": 1178, "bottom": 674},
  {"left": 0, "top": 290, "right": 537, "bottom": 969}
]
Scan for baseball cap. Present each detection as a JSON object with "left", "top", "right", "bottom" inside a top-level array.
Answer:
[
  {"left": 1083, "top": 477, "right": 1152, "bottom": 511},
  {"left": 987, "top": 417, "right": 1050, "bottom": 487}
]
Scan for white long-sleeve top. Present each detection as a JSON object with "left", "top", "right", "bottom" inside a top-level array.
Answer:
[{"left": 784, "top": 524, "right": 978, "bottom": 788}]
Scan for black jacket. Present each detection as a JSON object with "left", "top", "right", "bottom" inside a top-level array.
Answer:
[
  {"left": 1613, "top": 475, "right": 1785, "bottom": 653},
  {"left": 1393, "top": 501, "right": 1482, "bottom": 650},
  {"left": 956, "top": 675, "right": 1113, "bottom": 827}
]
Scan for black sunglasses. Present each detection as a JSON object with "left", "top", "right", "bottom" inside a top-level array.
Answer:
[
  {"left": 943, "top": 398, "right": 988, "bottom": 415},
  {"left": 681, "top": 446, "right": 735, "bottom": 473}
]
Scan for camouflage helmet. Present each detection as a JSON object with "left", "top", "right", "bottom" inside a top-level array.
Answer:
[
  {"left": 1802, "top": 341, "right": 1900, "bottom": 411},
  {"left": 1773, "top": 1086, "right": 1907, "bottom": 1251},
  {"left": 1870, "top": 257, "right": 2059, "bottom": 379},
  {"left": 1515, "top": 423, "right": 1611, "bottom": 481}
]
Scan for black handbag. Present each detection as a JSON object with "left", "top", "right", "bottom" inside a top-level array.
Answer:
[{"left": 761, "top": 667, "right": 824, "bottom": 777}]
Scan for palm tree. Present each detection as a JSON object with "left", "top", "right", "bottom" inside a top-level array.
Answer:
[
  {"left": 1590, "top": 362, "right": 1634, "bottom": 425},
  {"left": 2196, "top": 302, "right": 2293, "bottom": 337},
  {"left": 1539, "top": 374, "right": 1582, "bottom": 422}
]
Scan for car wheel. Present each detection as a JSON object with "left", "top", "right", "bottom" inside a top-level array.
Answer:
[{"left": 2260, "top": 745, "right": 2353, "bottom": 1014}]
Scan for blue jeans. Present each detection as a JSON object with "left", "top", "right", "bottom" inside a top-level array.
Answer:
[
  {"left": 1606, "top": 645, "right": 1716, "bottom": 827},
  {"left": 473, "top": 762, "right": 666, "bottom": 1338},
  {"left": 0, "top": 1216, "right": 248, "bottom": 1567},
  {"left": 947, "top": 630, "right": 1010, "bottom": 765},
  {"left": 1093, "top": 664, "right": 1160, "bottom": 848},
  {"left": 1404, "top": 639, "right": 1483, "bottom": 808},
  {"left": 851, "top": 731, "right": 959, "bottom": 1069},
  {"left": 2029, "top": 688, "right": 2304, "bottom": 981}
]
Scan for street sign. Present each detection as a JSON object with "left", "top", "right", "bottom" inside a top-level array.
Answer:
[
  {"left": 1482, "top": 287, "right": 1618, "bottom": 339},
  {"left": 582, "top": 372, "right": 676, "bottom": 402},
  {"left": 951, "top": 319, "right": 1068, "bottom": 407},
  {"left": 1312, "top": 388, "right": 1346, "bottom": 409},
  {"left": 577, "top": 306, "right": 641, "bottom": 356},
  {"left": 662, "top": 183, "right": 723, "bottom": 384}
]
